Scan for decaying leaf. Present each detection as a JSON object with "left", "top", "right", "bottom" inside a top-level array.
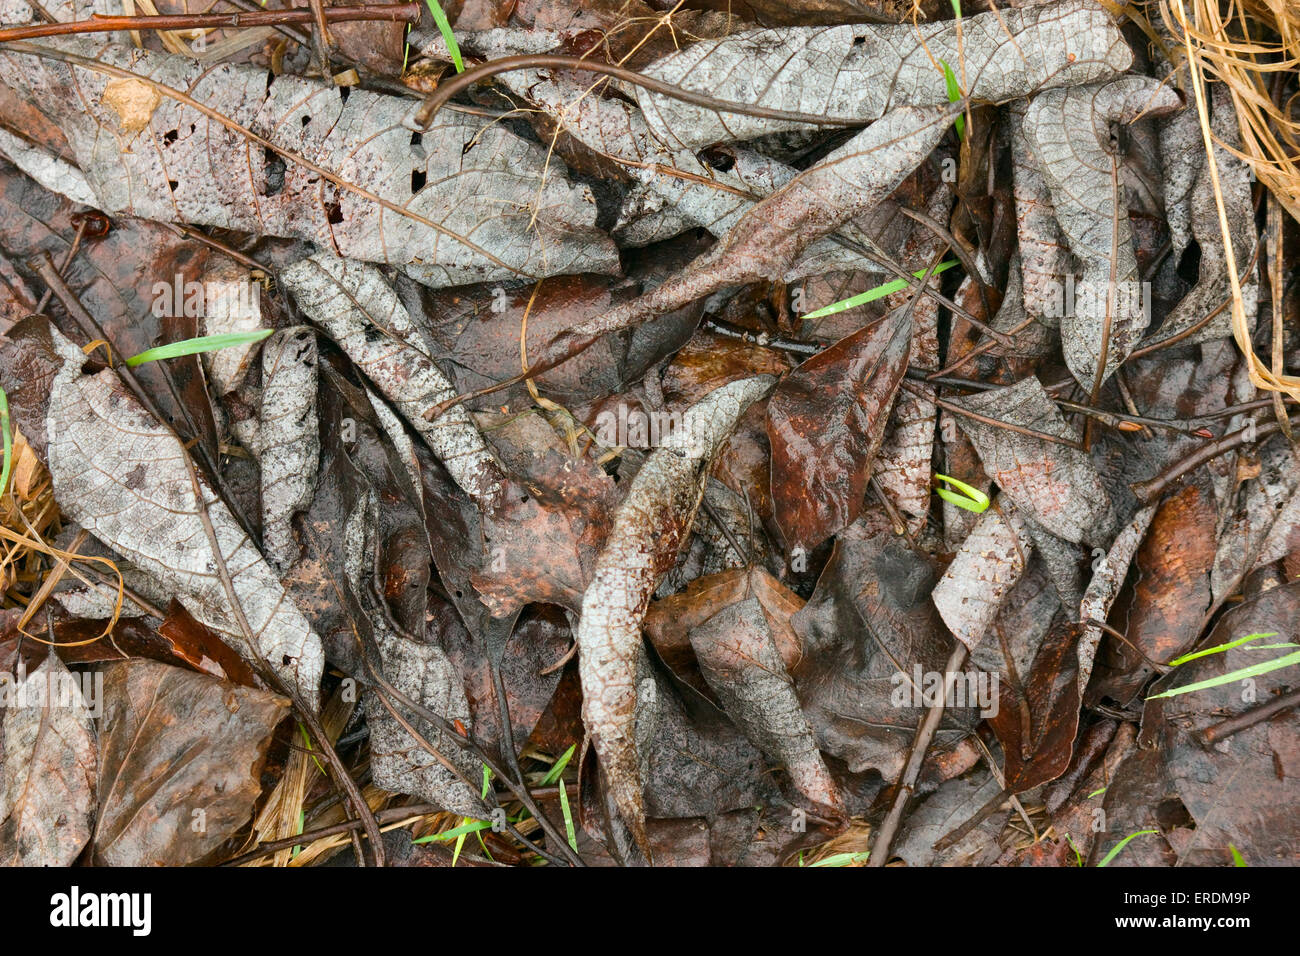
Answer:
[
  {"left": 932, "top": 498, "right": 1033, "bottom": 651},
  {"left": 0, "top": 654, "right": 97, "bottom": 866},
  {"left": 792, "top": 510, "right": 979, "bottom": 781},
  {"left": 21, "top": 320, "right": 325, "bottom": 705},
  {"left": 1078, "top": 504, "right": 1156, "bottom": 693},
  {"left": 1023, "top": 76, "right": 1182, "bottom": 387},
  {"left": 259, "top": 326, "right": 320, "bottom": 573},
  {"left": 689, "top": 597, "right": 841, "bottom": 816},
  {"left": 634, "top": 0, "right": 1132, "bottom": 148},
  {"left": 93, "top": 659, "right": 287, "bottom": 866},
  {"left": 950, "top": 377, "right": 1113, "bottom": 545},
  {"left": 365, "top": 626, "right": 484, "bottom": 818},
  {"left": 281, "top": 252, "right": 506, "bottom": 510},
  {"left": 547, "top": 105, "right": 954, "bottom": 361},
  {"left": 2, "top": 38, "right": 617, "bottom": 286},
  {"left": 1144, "top": 582, "right": 1300, "bottom": 865},
  {"left": 576, "top": 376, "right": 772, "bottom": 859},
  {"left": 768, "top": 308, "right": 910, "bottom": 548}
]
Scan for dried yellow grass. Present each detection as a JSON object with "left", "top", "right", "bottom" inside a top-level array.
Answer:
[{"left": 1163, "top": 0, "right": 1300, "bottom": 402}]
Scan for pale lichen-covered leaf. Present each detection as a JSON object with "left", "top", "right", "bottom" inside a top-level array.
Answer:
[
  {"left": 688, "top": 597, "right": 841, "bottom": 816},
  {"left": 202, "top": 263, "right": 266, "bottom": 397},
  {"left": 932, "top": 498, "right": 1033, "bottom": 651},
  {"left": 259, "top": 326, "right": 319, "bottom": 573},
  {"left": 281, "top": 252, "right": 505, "bottom": 510},
  {"left": 0, "top": 655, "right": 96, "bottom": 866},
  {"left": 1077, "top": 503, "right": 1155, "bottom": 693},
  {"left": 1023, "top": 77, "right": 1182, "bottom": 387},
  {"left": 951, "top": 377, "right": 1112, "bottom": 545},
  {"left": 364, "top": 625, "right": 484, "bottom": 818},
  {"left": 634, "top": 0, "right": 1132, "bottom": 148},
  {"left": 93, "top": 659, "right": 288, "bottom": 866},
  {"left": 1, "top": 38, "right": 617, "bottom": 286},
  {"left": 1006, "top": 101, "right": 1072, "bottom": 324},
  {"left": 0, "top": 126, "right": 97, "bottom": 207},
  {"left": 576, "top": 376, "right": 772, "bottom": 859},
  {"left": 41, "top": 325, "right": 324, "bottom": 705}
]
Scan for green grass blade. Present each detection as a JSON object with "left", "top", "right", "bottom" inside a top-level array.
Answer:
[
  {"left": 1166, "top": 632, "right": 1279, "bottom": 667},
  {"left": 1097, "top": 829, "right": 1158, "bottom": 867},
  {"left": 800, "top": 260, "right": 958, "bottom": 320},
  {"left": 808, "top": 851, "right": 870, "bottom": 867},
  {"left": 0, "top": 386, "right": 11, "bottom": 498},
  {"left": 423, "top": 0, "right": 464, "bottom": 73},
  {"left": 1230, "top": 844, "right": 1247, "bottom": 867},
  {"left": 540, "top": 743, "right": 577, "bottom": 786},
  {"left": 291, "top": 809, "right": 304, "bottom": 860},
  {"left": 125, "top": 329, "right": 273, "bottom": 367},
  {"left": 412, "top": 819, "right": 493, "bottom": 843},
  {"left": 557, "top": 776, "right": 578, "bottom": 853},
  {"left": 934, "top": 473, "right": 989, "bottom": 513},
  {"left": 939, "top": 59, "right": 965, "bottom": 140},
  {"left": 1147, "top": 649, "right": 1300, "bottom": 700}
]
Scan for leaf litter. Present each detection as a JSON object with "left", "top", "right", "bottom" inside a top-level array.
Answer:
[{"left": 0, "top": 0, "right": 1295, "bottom": 871}]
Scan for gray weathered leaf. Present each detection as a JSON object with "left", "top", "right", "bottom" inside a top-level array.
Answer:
[
  {"left": 1006, "top": 100, "right": 1072, "bottom": 325},
  {"left": 932, "top": 498, "right": 1033, "bottom": 651},
  {"left": 41, "top": 325, "right": 324, "bottom": 705},
  {"left": 1023, "top": 76, "right": 1182, "bottom": 387},
  {"left": 551, "top": 105, "right": 953, "bottom": 358},
  {"left": 1, "top": 38, "right": 617, "bottom": 286},
  {"left": 1077, "top": 503, "right": 1155, "bottom": 692},
  {"left": 281, "top": 252, "right": 506, "bottom": 510},
  {"left": 0, "top": 655, "right": 97, "bottom": 866},
  {"left": 951, "top": 377, "right": 1112, "bottom": 545},
  {"left": 576, "top": 376, "right": 773, "bottom": 859},
  {"left": 689, "top": 597, "right": 841, "bottom": 815},
  {"left": 635, "top": 0, "right": 1132, "bottom": 148},
  {"left": 364, "top": 625, "right": 483, "bottom": 818},
  {"left": 260, "top": 326, "right": 319, "bottom": 572},
  {"left": 1146, "top": 83, "right": 1258, "bottom": 349}
]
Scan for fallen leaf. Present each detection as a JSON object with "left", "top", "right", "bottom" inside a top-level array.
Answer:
[
  {"left": 0, "top": 654, "right": 97, "bottom": 866},
  {"left": 93, "top": 659, "right": 288, "bottom": 866}
]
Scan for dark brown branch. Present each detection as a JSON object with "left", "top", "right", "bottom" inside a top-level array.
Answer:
[
  {"left": 0, "top": 4, "right": 420, "bottom": 42},
  {"left": 1132, "top": 415, "right": 1299, "bottom": 504}
]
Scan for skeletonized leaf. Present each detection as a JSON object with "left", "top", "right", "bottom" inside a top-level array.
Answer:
[
  {"left": 768, "top": 309, "right": 910, "bottom": 548},
  {"left": 259, "top": 327, "right": 319, "bottom": 572},
  {"left": 93, "top": 659, "right": 287, "bottom": 865},
  {"left": 689, "top": 597, "right": 841, "bottom": 816},
  {"left": 576, "top": 376, "right": 772, "bottom": 859},
  {"left": 1023, "top": 77, "right": 1182, "bottom": 387},
  {"left": 281, "top": 252, "right": 506, "bottom": 510},
  {"left": 0, "top": 655, "right": 97, "bottom": 866},
  {"left": 36, "top": 322, "right": 324, "bottom": 705},
  {"left": 634, "top": 0, "right": 1131, "bottom": 148},
  {"left": 932, "top": 498, "right": 1034, "bottom": 651},
  {"left": 950, "top": 377, "right": 1112, "bottom": 545},
  {"left": 2, "top": 38, "right": 616, "bottom": 286}
]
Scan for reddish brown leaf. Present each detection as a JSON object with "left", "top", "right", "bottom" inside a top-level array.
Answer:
[{"left": 768, "top": 311, "right": 910, "bottom": 548}]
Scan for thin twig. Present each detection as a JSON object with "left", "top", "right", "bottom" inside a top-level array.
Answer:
[{"left": 0, "top": 5, "right": 420, "bottom": 42}]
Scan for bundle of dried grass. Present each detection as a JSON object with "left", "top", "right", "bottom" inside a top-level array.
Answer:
[{"left": 1161, "top": 0, "right": 1300, "bottom": 402}]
